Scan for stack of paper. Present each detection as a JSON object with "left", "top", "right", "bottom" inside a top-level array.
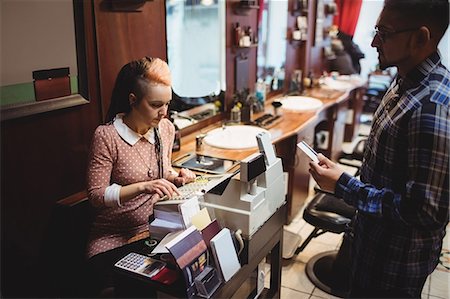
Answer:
[
  {"left": 210, "top": 228, "right": 241, "bottom": 282},
  {"left": 149, "top": 209, "right": 184, "bottom": 241},
  {"left": 149, "top": 197, "right": 201, "bottom": 241}
]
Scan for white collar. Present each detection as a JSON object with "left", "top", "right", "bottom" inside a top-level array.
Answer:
[{"left": 113, "top": 114, "right": 155, "bottom": 145}]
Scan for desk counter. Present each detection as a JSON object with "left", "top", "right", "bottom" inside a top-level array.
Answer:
[
  {"left": 114, "top": 204, "right": 287, "bottom": 299},
  {"left": 174, "top": 84, "right": 365, "bottom": 223}
]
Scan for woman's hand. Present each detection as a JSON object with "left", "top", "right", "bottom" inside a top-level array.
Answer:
[
  {"left": 309, "top": 153, "right": 345, "bottom": 193},
  {"left": 173, "top": 168, "right": 196, "bottom": 187},
  {"left": 140, "top": 178, "right": 180, "bottom": 199}
]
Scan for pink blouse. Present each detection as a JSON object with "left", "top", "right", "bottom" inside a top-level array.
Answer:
[{"left": 86, "top": 117, "right": 175, "bottom": 258}]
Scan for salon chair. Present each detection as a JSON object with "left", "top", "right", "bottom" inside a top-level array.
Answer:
[
  {"left": 295, "top": 191, "right": 355, "bottom": 297},
  {"left": 293, "top": 138, "right": 367, "bottom": 297},
  {"left": 363, "top": 72, "right": 393, "bottom": 113},
  {"left": 337, "top": 136, "right": 367, "bottom": 174}
]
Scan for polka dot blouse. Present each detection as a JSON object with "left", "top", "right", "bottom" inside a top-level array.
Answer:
[{"left": 86, "top": 117, "right": 175, "bottom": 258}]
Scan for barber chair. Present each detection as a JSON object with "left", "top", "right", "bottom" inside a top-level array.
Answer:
[
  {"left": 363, "top": 72, "right": 394, "bottom": 113},
  {"left": 295, "top": 191, "right": 355, "bottom": 297},
  {"left": 337, "top": 136, "right": 367, "bottom": 173},
  {"left": 293, "top": 138, "right": 367, "bottom": 297}
]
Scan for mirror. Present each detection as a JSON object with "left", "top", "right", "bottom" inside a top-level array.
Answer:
[
  {"left": 257, "top": 0, "right": 288, "bottom": 93},
  {"left": 0, "top": 0, "right": 89, "bottom": 121},
  {"left": 165, "top": 0, "right": 226, "bottom": 129}
]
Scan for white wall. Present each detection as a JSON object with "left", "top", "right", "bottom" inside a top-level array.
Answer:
[
  {"left": 353, "top": 0, "right": 449, "bottom": 78},
  {"left": 438, "top": 28, "right": 449, "bottom": 68},
  {"left": 353, "top": 0, "right": 384, "bottom": 79},
  {"left": 1, "top": 0, "right": 77, "bottom": 85}
]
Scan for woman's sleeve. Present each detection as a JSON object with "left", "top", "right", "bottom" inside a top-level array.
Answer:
[
  {"left": 86, "top": 126, "right": 117, "bottom": 208},
  {"left": 160, "top": 119, "right": 176, "bottom": 179}
]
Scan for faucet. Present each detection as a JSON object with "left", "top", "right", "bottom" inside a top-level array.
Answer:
[{"left": 170, "top": 111, "right": 196, "bottom": 123}]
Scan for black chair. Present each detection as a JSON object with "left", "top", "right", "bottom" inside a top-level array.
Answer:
[
  {"left": 294, "top": 138, "right": 366, "bottom": 297},
  {"left": 363, "top": 72, "right": 393, "bottom": 113},
  {"left": 295, "top": 191, "right": 356, "bottom": 297},
  {"left": 337, "top": 136, "right": 367, "bottom": 176}
]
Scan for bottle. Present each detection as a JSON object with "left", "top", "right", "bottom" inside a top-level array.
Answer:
[
  {"left": 248, "top": 27, "right": 253, "bottom": 44},
  {"left": 255, "top": 78, "right": 266, "bottom": 107},
  {"left": 230, "top": 104, "right": 241, "bottom": 123},
  {"left": 272, "top": 68, "right": 280, "bottom": 91},
  {"left": 169, "top": 115, "right": 181, "bottom": 152},
  {"left": 234, "top": 23, "right": 241, "bottom": 46},
  {"left": 303, "top": 71, "right": 313, "bottom": 89}
]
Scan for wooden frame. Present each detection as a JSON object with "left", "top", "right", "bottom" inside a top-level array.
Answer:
[{"left": 0, "top": 1, "right": 91, "bottom": 121}]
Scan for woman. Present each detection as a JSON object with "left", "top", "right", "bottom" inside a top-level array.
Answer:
[{"left": 85, "top": 57, "right": 196, "bottom": 295}]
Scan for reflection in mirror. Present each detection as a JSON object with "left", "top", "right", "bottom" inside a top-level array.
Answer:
[
  {"left": 257, "top": 0, "right": 288, "bottom": 93},
  {"left": 166, "top": 0, "right": 226, "bottom": 129},
  {"left": 1, "top": 0, "right": 78, "bottom": 106},
  {"left": 0, "top": 0, "right": 89, "bottom": 121}
]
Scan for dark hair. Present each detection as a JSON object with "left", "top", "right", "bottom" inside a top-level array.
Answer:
[
  {"left": 105, "top": 57, "right": 171, "bottom": 123},
  {"left": 384, "top": 0, "right": 449, "bottom": 41}
]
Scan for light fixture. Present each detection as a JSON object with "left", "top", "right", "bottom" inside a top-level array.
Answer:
[{"left": 201, "top": 0, "right": 214, "bottom": 6}]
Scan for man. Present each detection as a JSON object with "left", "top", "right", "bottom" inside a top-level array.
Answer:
[
  {"left": 309, "top": 0, "right": 449, "bottom": 297},
  {"left": 329, "top": 38, "right": 357, "bottom": 75},
  {"left": 337, "top": 30, "right": 365, "bottom": 74}
]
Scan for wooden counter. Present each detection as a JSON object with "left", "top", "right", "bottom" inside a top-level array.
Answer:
[{"left": 173, "top": 83, "right": 365, "bottom": 223}]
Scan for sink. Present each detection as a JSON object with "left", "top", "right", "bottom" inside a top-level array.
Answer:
[
  {"left": 203, "top": 125, "right": 270, "bottom": 149},
  {"left": 321, "top": 77, "right": 354, "bottom": 91},
  {"left": 280, "top": 96, "right": 323, "bottom": 112}
]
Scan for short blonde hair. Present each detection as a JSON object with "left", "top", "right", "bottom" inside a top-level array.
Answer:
[{"left": 142, "top": 57, "right": 172, "bottom": 86}]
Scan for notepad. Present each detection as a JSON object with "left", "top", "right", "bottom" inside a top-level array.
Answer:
[
  {"left": 179, "top": 197, "right": 201, "bottom": 228},
  {"left": 191, "top": 208, "right": 211, "bottom": 231},
  {"left": 201, "top": 219, "right": 221, "bottom": 249},
  {"left": 210, "top": 228, "right": 241, "bottom": 282}
]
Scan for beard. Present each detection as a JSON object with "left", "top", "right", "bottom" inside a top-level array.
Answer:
[{"left": 377, "top": 52, "right": 392, "bottom": 70}]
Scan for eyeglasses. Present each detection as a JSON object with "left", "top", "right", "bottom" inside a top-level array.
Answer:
[{"left": 374, "top": 26, "right": 419, "bottom": 43}]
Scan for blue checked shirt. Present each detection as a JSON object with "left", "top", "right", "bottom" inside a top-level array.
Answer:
[{"left": 335, "top": 51, "right": 449, "bottom": 294}]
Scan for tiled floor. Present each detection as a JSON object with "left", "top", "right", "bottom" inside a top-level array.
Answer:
[
  {"left": 264, "top": 167, "right": 450, "bottom": 299},
  {"left": 262, "top": 196, "right": 450, "bottom": 298}
]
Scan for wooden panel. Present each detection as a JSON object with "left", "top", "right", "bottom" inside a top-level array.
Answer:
[
  {"left": 94, "top": 0, "right": 167, "bottom": 118},
  {"left": 285, "top": 0, "right": 308, "bottom": 91},
  {"left": 0, "top": 1, "right": 101, "bottom": 297},
  {"left": 225, "top": 0, "right": 258, "bottom": 112},
  {"left": 308, "top": 0, "right": 334, "bottom": 76},
  {"left": 344, "top": 87, "right": 365, "bottom": 142}
]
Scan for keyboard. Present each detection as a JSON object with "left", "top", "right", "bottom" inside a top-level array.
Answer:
[{"left": 160, "top": 177, "right": 210, "bottom": 202}]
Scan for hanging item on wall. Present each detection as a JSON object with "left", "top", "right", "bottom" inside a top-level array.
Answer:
[
  {"left": 32, "top": 67, "right": 71, "bottom": 101},
  {"left": 108, "top": 0, "right": 154, "bottom": 12},
  {"left": 314, "top": 0, "right": 325, "bottom": 46},
  {"left": 235, "top": 55, "right": 249, "bottom": 92}
]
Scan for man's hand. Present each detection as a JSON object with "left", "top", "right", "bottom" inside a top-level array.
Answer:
[{"left": 309, "top": 153, "right": 345, "bottom": 193}]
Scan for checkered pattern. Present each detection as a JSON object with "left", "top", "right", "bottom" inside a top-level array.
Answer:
[{"left": 335, "top": 51, "right": 449, "bottom": 296}]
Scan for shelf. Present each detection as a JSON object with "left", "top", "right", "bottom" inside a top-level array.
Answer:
[
  {"left": 233, "top": 2, "right": 259, "bottom": 15},
  {"left": 232, "top": 44, "right": 258, "bottom": 53},
  {"left": 291, "top": 9, "right": 308, "bottom": 16},
  {"left": 289, "top": 39, "right": 306, "bottom": 48},
  {"left": 108, "top": 0, "right": 152, "bottom": 12}
]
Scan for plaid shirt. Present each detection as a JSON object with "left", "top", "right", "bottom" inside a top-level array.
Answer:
[{"left": 335, "top": 51, "right": 449, "bottom": 295}]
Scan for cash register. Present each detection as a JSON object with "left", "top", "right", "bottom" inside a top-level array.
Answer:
[{"left": 199, "top": 131, "right": 287, "bottom": 238}]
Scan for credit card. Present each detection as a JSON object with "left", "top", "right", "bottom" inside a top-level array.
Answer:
[{"left": 297, "top": 141, "right": 319, "bottom": 163}]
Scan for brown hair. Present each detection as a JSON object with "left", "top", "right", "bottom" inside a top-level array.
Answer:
[
  {"left": 384, "top": 0, "right": 449, "bottom": 42},
  {"left": 106, "top": 57, "right": 171, "bottom": 123}
]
